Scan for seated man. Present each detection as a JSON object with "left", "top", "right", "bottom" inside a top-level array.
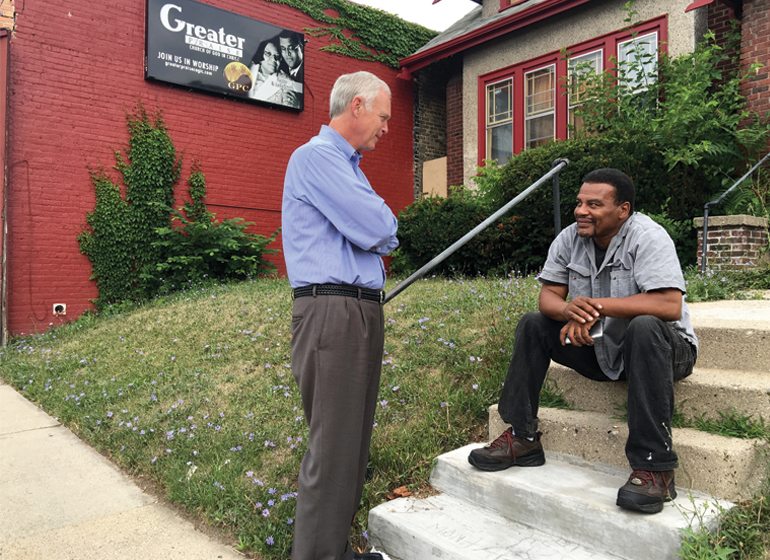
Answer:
[{"left": 468, "top": 168, "right": 698, "bottom": 514}]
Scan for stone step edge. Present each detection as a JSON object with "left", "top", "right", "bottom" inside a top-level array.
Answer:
[
  {"left": 368, "top": 492, "right": 628, "bottom": 560},
  {"left": 544, "top": 363, "right": 770, "bottom": 420}
]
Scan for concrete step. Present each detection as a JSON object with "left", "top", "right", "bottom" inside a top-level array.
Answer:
[
  {"left": 545, "top": 364, "right": 770, "bottom": 422},
  {"left": 488, "top": 405, "right": 768, "bottom": 501},
  {"left": 368, "top": 493, "right": 625, "bottom": 560},
  {"left": 369, "top": 445, "right": 730, "bottom": 560},
  {"left": 689, "top": 299, "right": 770, "bottom": 372}
]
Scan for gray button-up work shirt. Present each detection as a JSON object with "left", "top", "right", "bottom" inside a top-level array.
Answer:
[{"left": 538, "top": 213, "right": 698, "bottom": 380}]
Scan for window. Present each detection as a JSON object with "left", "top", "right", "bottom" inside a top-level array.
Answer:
[
  {"left": 486, "top": 79, "right": 513, "bottom": 163},
  {"left": 525, "top": 65, "right": 555, "bottom": 148},
  {"left": 478, "top": 18, "right": 665, "bottom": 164},
  {"left": 568, "top": 50, "right": 602, "bottom": 137},
  {"left": 617, "top": 32, "right": 658, "bottom": 93}
]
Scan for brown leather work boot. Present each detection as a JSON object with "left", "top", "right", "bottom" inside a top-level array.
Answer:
[
  {"left": 616, "top": 469, "right": 677, "bottom": 514},
  {"left": 467, "top": 427, "right": 545, "bottom": 471}
]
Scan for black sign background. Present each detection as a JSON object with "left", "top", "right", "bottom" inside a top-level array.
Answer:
[{"left": 145, "top": 0, "right": 304, "bottom": 110}]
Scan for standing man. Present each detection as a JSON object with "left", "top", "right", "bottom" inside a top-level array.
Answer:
[
  {"left": 468, "top": 168, "right": 698, "bottom": 514},
  {"left": 282, "top": 71, "right": 397, "bottom": 560}
]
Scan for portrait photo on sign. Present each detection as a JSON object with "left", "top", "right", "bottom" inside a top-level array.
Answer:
[{"left": 247, "top": 29, "right": 304, "bottom": 110}]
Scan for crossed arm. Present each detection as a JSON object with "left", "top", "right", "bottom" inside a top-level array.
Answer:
[{"left": 539, "top": 283, "right": 683, "bottom": 346}]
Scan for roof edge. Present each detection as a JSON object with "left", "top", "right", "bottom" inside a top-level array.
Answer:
[{"left": 400, "top": 0, "right": 591, "bottom": 73}]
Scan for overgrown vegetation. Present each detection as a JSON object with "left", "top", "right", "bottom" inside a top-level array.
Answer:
[
  {"left": 79, "top": 107, "right": 277, "bottom": 308},
  {"left": 265, "top": 0, "right": 437, "bottom": 68}
]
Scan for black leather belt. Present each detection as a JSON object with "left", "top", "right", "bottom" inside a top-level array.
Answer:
[{"left": 293, "top": 283, "right": 385, "bottom": 303}]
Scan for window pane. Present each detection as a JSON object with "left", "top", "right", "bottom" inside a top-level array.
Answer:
[
  {"left": 617, "top": 32, "right": 658, "bottom": 92},
  {"left": 486, "top": 78, "right": 512, "bottom": 163},
  {"left": 568, "top": 50, "right": 602, "bottom": 105},
  {"left": 568, "top": 50, "right": 602, "bottom": 137},
  {"left": 487, "top": 123, "right": 513, "bottom": 164},
  {"left": 525, "top": 65, "right": 554, "bottom": 148},
  {"left": 525, "top": 67, "right": 554, "bottom": 116},
  {"left": 487, "top": 80, "right": 511, "bottom": 125},
  {"left": 526, "top": 114, "right": 553, "bottom": 149}
]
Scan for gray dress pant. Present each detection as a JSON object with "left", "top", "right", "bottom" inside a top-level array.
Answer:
[{"left": 290, "top": 295, "right": 384, "bottom": 560}]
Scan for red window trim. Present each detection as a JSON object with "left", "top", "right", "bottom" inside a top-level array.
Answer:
[{"left": 477, "top": 16, "right": 668, "bottom": 167}]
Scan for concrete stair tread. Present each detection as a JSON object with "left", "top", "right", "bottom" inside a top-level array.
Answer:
[
  {"left": 488, "top": 405, "right": 768, "bottom": 501},
  {"left": 545, "top": 363, "right": 770, "bottom": 422},
  {"left": 369, "top": 492, "right": 625, "bottom": 560},
  {"left": 549, "top": 361, "right": 770, "bottom": 385},
  {"left": 370, "top": 445, "right": 730, "bottom": 560},
  {"left": 688, "top": 299, "right": 770, "bottom": 331}
]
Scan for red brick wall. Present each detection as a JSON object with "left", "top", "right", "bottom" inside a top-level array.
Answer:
[
  {"left": 446, "top": 73, "right": 463, "bottom": 188},
  {"left": 6, "top": 0, "right": 414, "bottom": 335},
  {"left": 741, "top": 0, "right": 770, "bottom": 118},
  {"left": 708, "top": 0, "right": 740, "bottom": 75}
]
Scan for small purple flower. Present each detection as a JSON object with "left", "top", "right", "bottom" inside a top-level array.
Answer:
[{"left": 265, "top": 536, "right": 274, "bottom": 546}]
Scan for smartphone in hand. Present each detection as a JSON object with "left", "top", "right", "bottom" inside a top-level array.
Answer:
[{"left": 565, "top": 321, "right": 603, "bottom": 344}]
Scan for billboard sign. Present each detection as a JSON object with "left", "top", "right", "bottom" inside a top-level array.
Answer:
[{"left": 145, "top": 0, "right": 304, "bottom": 110}]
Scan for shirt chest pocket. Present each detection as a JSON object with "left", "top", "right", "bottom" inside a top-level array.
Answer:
[
  {"left": 566, "top": 263, "right": 592, "bottom": 297},
  {"left": 609, "top": 258, "right": 637, "bottom": 298}
]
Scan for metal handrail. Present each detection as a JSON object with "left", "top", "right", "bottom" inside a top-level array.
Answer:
[
  {"left": 700, "top": 152, "right": 770, "bottom": 273},
  {"left": 384, "top": 158, "right": 569, "bottom": 304}
]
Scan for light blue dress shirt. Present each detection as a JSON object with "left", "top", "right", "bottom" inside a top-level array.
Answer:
[{"left": 282, "top": 125, "right": 399, "bottom": 289}]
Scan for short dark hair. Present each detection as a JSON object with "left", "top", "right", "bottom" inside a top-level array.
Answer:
[
  {"left": 278, "top": 30, "right": 302, "bottom": 46},
  {"left": 582, "top": 168, "right": 635, "bottom": 213}
]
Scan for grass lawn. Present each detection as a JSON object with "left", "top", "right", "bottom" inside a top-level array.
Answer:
[{"left": 1, "top": 274, "right": 767, "bottom": 559}]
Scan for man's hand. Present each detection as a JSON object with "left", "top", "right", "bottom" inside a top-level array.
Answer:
[
  {"left": 561, "top": 295, "right": 603, "bottom": 325},
  {"left": 560, "top": 318, "right": 599, "bottom": 346},
  {"left": 539, "top": 284, "right": 604, "bottom": 325}
]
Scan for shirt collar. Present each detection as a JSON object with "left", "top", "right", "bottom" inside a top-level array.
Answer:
[{"left": 319, "top": 125, "right": 362, "bottom": 166}]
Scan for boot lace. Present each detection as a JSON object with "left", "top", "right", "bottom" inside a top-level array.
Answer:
[
  {"left": 629, "top": 469, "right": 660, "bottom": 487},
  {"left": 488, "top": 428, "right": 514, "bottom": 450}
]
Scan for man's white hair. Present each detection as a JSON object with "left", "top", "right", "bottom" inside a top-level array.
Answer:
[{"left": 329, "top": 71, "right": 391, "bottom": 119}]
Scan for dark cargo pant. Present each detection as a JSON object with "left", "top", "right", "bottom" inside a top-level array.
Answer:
[{"left": 498, "top": 312, "right": 695, "bottom": 470}]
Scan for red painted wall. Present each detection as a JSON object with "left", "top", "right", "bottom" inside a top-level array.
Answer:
[{"left": 6, "top": 0, "right": 414, "bottom": 335}]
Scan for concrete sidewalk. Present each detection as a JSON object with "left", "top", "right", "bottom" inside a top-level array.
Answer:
[{"left": 0, "top": 382, "right": 244, "bottom": 560}]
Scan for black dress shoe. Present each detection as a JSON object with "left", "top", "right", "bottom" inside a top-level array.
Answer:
[{"left": 353, "top": 553, "right": 384, "bottom": 560}]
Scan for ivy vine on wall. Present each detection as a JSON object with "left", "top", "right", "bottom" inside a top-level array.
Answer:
[{"left": 265, "top": 0, "right": 436, "bottom": 68}]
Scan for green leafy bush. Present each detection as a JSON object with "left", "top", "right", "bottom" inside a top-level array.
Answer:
[
  {"left": 79, "top": 106, "right": 179, "bottom": 306},
  {"left": 390, "top": 187, "right": 520, "bottom": 276},
  {"left": 80, "top": 107, "right": 278, "bottom": 307},
  {"left": 143, "top": 166, "right": 277, "bottom": 294}
]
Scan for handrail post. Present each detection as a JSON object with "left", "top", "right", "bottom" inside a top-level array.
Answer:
[
  {"left": 700, "top": 204, "right": 710, "bottom": 274},
  {"left": 551, "top": 158, "right": 565, "bottom": 235},
  {"left": 383, "top": 159, "right": 569, "bottom": 304}
]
